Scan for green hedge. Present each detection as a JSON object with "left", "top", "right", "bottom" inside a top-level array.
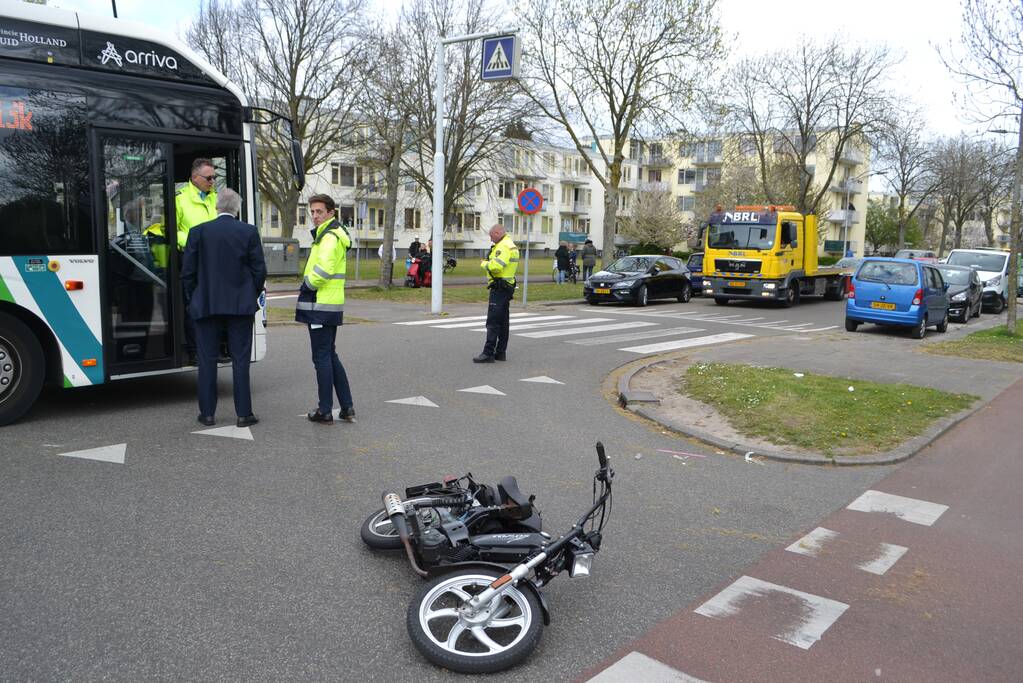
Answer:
[{"left": 818, "top": 255, "right": 841, "bottom": 266}]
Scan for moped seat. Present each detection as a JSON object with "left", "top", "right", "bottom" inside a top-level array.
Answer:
[{"left": 498, "top": 476, "right": 530, "bottom": 508}]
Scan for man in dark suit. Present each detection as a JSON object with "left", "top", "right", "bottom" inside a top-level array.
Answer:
[{"left": 181, "top": 188, "right": 267, "bottom": 428}]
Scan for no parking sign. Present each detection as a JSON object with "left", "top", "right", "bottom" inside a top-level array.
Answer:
[{"left": 517, "top": 187, "right": 543, "bottom": 215}]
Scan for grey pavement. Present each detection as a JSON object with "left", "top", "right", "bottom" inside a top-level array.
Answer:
[{"left": 1, "top": 293, "right": 1011, "bottom": 680}]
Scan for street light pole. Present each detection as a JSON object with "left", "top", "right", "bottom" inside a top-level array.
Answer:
[
  {"left": 992, "top": 107, "right": 1023, "bottom": 333},
  {"left": 430, "top": 28, "right": 518, "bottom": 314}
]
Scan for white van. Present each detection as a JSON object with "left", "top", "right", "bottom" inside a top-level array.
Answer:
[{"left": 944, "top": 248, "right": 1011, "bottom": 313}]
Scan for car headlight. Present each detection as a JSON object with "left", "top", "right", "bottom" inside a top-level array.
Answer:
[
  {"left": 985, "top": 275, "right": 1002, "bottom": 287},
  {"left": 612, "top": 280, "right": 636, "bottom": 289},
  {"left": 951, "top": 292, "right": 967, "bottom": 302},
  {"left": 763, "top": 282, "right": 777, "bottom": 290}
]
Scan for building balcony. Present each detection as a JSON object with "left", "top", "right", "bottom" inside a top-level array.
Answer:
[
  {"left": 559, "top": 172, "right": 589, "bottom": 186},
  {"left": 513, "top": 166, "right": 545, "bottom": 181},
  {"left": 357, "top": 183, "right": 385, "bottom": 196},
  {"left": 826, "top": 209, "right": 859, "bottom": 224},
  {"left": 641, "top": 154, "right": 674, "bottom": 168},
  {"left": 830, "top": 178, "right": 864, "bottom": 195},
  {"left": 837, "top": 146, "right": 865, "bottom": 165},
  {"left": 560, "top": 202, "right": 589, "bottom": 215}
]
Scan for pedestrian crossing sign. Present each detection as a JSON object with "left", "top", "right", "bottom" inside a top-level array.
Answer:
[{"left": 481, "top": 35, "right": 519, "bottom": 81}]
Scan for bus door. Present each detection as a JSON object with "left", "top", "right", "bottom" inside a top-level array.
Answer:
[{"left": 98, "top": 135, "right": 176, "bottom": 375}]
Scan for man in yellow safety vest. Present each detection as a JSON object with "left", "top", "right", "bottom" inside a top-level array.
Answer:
[{"left": 473, "top": 224, "right": 519, "bottom": 363}]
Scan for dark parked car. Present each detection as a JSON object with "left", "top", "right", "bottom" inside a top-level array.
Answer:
[
  {"left": 687, "top": 252, "right": 705, "bottom": 295},
  {"left": 584, "top": 255, "right": 692, "bottom": 306},
  {"left": 936, "top": 264, "right": 982, "bottom": 323},
  {"left": 893, "top": 249, "right": 938, "bottom": 263}
]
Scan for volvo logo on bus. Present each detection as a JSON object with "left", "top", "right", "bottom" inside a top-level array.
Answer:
[{"left": 97, "top": 41, "right": 178, "bottom": 71}]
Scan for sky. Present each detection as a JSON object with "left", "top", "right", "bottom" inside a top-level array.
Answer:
[{"left": 46, "top": 0, "right": 987, "bottom": 138}]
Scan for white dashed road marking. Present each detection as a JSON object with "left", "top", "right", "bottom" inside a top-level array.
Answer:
[
  {"left": 587, "top": 651, "right": 708, "bottom": 682},
  {"left": 59, "top": 443, "right": 127, "bottom": 464},
  {"left": 786, "top": 527, "right": 909, "bottom": 576},
  {"left": 846, "top": 490, "right": 949, "bottom": 526},
  {"left": 858, "top": 543, "right": 909, "bottom": 575},
  {"left": 786, "top": 527, "right": 840, "bottom": 558},
  {"left": 695, "top": 575, "right": 849, "bottom": 650},
  {"left": 385, "top": 396, "right": 440, "bottom": 407},
  {"left": 193, "top": 426, "right": 254, "bottom": 441},
  {"left": 458, "top": 385, "right": 506, "bottom": 396},
  {"left": 568, "top": 327, "right": 705, "bottom": 345},
  {"left": 394, "top": 312, "right": 533, "bottom": 326}
]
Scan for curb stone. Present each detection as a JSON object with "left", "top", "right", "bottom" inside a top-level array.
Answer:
[{"left": 617, "top": 355, "right": 989, "bottom": 467}]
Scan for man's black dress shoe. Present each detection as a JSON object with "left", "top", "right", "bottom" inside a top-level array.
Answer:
[
  {"left": 197, "top": 415, "right": 215, "bottom": 426},
  {"left": 237, "top": 414, "right": 259, "bottom": 428},
  {"left": 473, "top": 353, "right": 495, "bottom": 363}
]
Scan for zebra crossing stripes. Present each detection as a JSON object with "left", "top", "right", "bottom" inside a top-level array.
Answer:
[
  {"left": 568, "top": 326, "right": 705, "bottom": 345},
  {"left": 586, "top": 308, "right": 839, "bottom": 332},
  {"left": 436, "top": 315, "right": 572, "bottom": 329},
  {"left": 393, "top": 312, "right": 533, "bottom": 325},
  {"left": 491, "top": 317, "right": 616, "bottom": 332},
  {"left": 619, "top": 332, "right": 754, "bottom": 354},
  {"left": 517, "top": 321, "right": 660, "bottom": 338}
]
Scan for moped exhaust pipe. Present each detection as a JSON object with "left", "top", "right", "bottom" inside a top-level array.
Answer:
[{"left": 382, "top": 491, "right": 428, "bottom": 577}]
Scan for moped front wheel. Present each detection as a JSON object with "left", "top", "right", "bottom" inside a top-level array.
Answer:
[{"left": 406, "top": 569, "right": 543, "bottom": 674}]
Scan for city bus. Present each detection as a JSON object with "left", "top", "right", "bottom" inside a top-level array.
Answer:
[{"left": 0, "top": 4, "right": 303, "bottom": 425}]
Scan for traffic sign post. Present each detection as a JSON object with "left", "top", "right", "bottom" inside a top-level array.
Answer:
[
  {"left": 430, "top": 28, "right": 519, "bottom": 314},
  {"left": 517, "top": 187, "right": 543, "bottom": 307}
]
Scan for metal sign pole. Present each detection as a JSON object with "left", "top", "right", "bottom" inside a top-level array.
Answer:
[
  {"left": 522, "top": 214, "right": 530, "bottom": 307},
  {"left": 430, "top": 28, "right": 519, "bottom": 315}
]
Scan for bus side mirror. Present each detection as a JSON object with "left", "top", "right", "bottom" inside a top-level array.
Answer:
[{"left": 290, "top": 138, "right": 305, "bottom": 190}]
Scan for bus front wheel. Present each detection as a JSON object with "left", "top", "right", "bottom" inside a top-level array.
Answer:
[{"left": 0, "top": 312, "right": 45, "bottom": 426}]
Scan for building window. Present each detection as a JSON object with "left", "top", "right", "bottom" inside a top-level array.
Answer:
[
  {"left": 297, "top": 203, "right": 307, "bottom": 227},
  {"left": 648, "top": 169, "right": 662, "bottom": 183},
  {"left": 541, "top": 183, "right": 554, "bottom": 205},
  {"left": 544, "top": 152, "right": 556, "bottom": 173},
  {"left": 498, "top": 180, "right": 516, "bottom": 199},
  {"left": 404, "top": 208, "right": 421, "bottom": 231},
  {"left": 679, "top": 196, "right": 695, "bottom": 211},
  {"left": 629, "top": 140, "right": 643, "bottom": 159},
  {"left": 367, "top": 207, "right": 385, "bottom": 229},
  {"left": 622, "top": 166, "right": 631, "bottom": 182},
  {"left": 332, "top": 163, "right": 355, "bottom": 187},
  {"left": 269, "top": 205, "right": 280, "bottom": 230},
  {"left": 678, "top": 168, "right": 696, "bottom": 184},
  {"left": 541, "top": 216, "right": 553, "bottom": 234}
]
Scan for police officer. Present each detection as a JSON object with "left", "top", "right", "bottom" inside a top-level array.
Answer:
[
  {"left": 176, "top": 158, "right": 218, "bottom": 250},
  {"left": 296, "top": 194, "right": 355, "bottom": 425},
  {"left": 474, "top": 224, "right": 518, "bottom": 363}
]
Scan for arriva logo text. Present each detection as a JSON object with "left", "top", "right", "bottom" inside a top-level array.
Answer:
[{"left": 98, "top": 41, "right": 178, "bottom": 71}]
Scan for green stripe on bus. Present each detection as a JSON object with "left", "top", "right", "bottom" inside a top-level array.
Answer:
[{"left": 0, "top": 273, "right": 12, "bottom": 302}]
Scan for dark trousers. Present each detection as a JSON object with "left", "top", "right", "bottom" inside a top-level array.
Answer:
[
  {"left": 308, "top": 324, "right": 353, "bottom": 415},
  {"left": 482, "top": 285, "right": 513, "bottom": 357},
  {"left": 583, "top": 264, "right": 594, "bottom": 280},
  {"left": 195, "top": 315, "right": 253, "bottom": 418}
]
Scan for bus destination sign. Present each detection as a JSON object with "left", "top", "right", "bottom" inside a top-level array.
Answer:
[{"left": 0, "top": 18, "right": 79, "bottom": 65}]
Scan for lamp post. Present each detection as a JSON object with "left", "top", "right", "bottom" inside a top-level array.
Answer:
[{"left": 992, "top": 113, "right": 1023, "bottom": 333}]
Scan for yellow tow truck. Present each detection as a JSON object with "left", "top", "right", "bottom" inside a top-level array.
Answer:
[{"left": 701, "top": 205, "right": 847, "bottom": 307}]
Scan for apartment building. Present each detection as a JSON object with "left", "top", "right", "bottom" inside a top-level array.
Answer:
[{"left": 262, "top": 135, "right": 607, "bottom": 256}]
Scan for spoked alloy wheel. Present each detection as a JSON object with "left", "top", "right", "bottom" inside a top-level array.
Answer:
[
  {"left": 678, "top": 282, "right": 692, "bottom": 303},
  {"left": 407, "top": 569, "right": 543, "bottom": 674}
]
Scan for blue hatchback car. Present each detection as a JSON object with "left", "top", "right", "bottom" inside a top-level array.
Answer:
[{"left": 845, "top": 258, "right": 951, "bottom": 339}]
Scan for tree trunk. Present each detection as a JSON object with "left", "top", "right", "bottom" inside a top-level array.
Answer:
[
  {"left": 953, "top": 219, "right": 964, "bottom": 249},
  {"left": 938, "top": 207, "right": 952, "bottom": 256},
  {"left": 602, "top": 184, "right": 618, "bottom": 269},
  {"left": 279, "top": 193, "right": 299, "bottom": 240},
  {"left": 380, "top": 143, "right": 403, "bottom": 288},
  {"left": 897, "top": 196, "right": 907, "bottom": 248},
  {"left": 983, "top": 205, "right": 995, "bottom": 247}
]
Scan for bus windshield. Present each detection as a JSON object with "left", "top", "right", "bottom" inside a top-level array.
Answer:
[{"left": 707, "top": 223, "right": 775, "bottom": 250}]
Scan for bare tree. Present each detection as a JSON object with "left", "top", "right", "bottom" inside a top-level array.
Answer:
[
  {"left": 621, "top": 183, "right": 686, "bottom": 249},
  {"left": 931, "top": 135, "right": 987, "bottom": 254},
  {"left": 975, "top": 141, "right": 1015, "bottom": 246},
  {"left": 517, "top": 0, "right": 725, "bottom": 266},
  {"left": 724, "top": 39, "right": 895, "bottom": 215},
  {"left": 875, "top": 108, "right": 940, "bottom": 249},
  {"left": 187, "top": 0, "right": 368, "bottom": 239},
  {"left": 398, "top": 0, "right": 537, "bottom": 234},
  {"left": 940, "top": 0, "right": 1023, "bottom": 331}
]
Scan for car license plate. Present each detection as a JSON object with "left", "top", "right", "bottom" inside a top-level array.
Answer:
[
  {"left": 595, "top": 288, "right": 611, "bottom": 294},
  {"left": 728, "top": 281, "right": 746, "bottom": 287},
  {"left": 870, "top": 301, "right": 896, "bottom": 310}
]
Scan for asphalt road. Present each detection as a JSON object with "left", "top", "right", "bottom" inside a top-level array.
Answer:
[{"left": 0, "top": 292, "right": 961, "bottom": 680}]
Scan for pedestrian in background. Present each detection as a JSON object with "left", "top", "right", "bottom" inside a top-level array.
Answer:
[
  {"left": 181, "top": 188, "right": 266, "bottom": 428},
  {"left": 474, "top": 224, "right": 518, "bottom": 363},
  {"left": 554, "top": 242, "right": 570, "bottom": 284},
  {"left": 297, "top": 194, "right": 355, "bottom": 425},
  {"left": 581, "top": 239, "right": 597, "bottom": 281}
]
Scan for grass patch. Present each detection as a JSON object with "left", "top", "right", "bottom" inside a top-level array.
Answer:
[
  {"left": 923, "top": 322, "right": 1023, "bottom": 363},
  {"left": 345, "top": 282, "right": 585, "bottom": 305},
  {"left": 679, "top": 363, "right": 977, "bottom": 456}
]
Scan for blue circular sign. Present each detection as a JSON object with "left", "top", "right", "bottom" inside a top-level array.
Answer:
[{"left": 517, "top": 187, "right": 543, "bottom": 215}]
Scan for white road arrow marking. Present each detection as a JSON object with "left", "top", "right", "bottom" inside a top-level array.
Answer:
[
  {"left": 385, "top": 396, "right": 440, "bottom": 407},
  {"left": 192, "top": 426, "right": 254, "bottom": 441},
  {"left": 458, "top": 385, "right": 506, "bottom": 396},
  {"left": 519, "top": 376, "right": 564, "bottom": 384},
  {"left": 59, "top": 443, "right": 127, "bottom": 464}
]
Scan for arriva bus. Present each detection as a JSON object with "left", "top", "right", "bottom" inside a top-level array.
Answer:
[{"left": 0, "top": 4, "right": 303, "bottom": 425}]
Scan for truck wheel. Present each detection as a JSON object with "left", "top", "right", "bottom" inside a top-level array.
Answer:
[
  {"left": 845, "top": 318, "right": 859, "bottom": 332},
  {"left": 713, "top": 297, "right": 728, "bottom": 306},
  {"left": 0, "top": 312, "right": 45, "bottom": 426},
  {"left": 781, "top": 283, "right": 799, "bottom": 308}
]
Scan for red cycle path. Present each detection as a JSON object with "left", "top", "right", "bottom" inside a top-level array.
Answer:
[{"left": 581, "top": 377, "right": 1023, "bottom": 683}]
